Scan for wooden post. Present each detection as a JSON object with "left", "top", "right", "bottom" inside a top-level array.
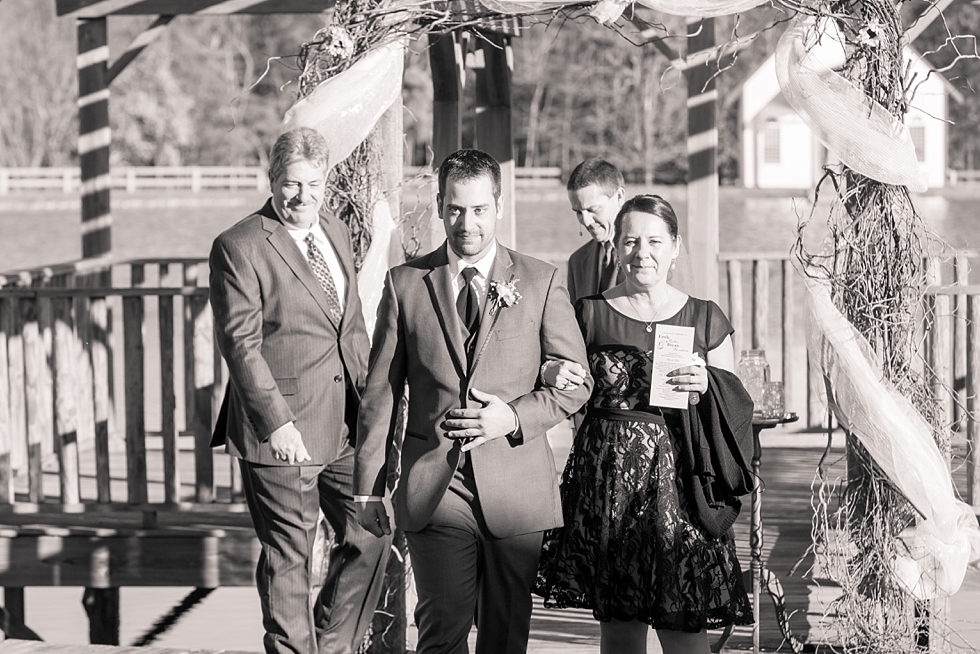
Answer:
[
  {"left": 77, "top": 18, "right": 112, "bottom": 261},
  {"left": 474, "top": 32, "right": 516, "bottom": 250},
  {"left": 428, "top": 32, "right": 463, "bottom": 168},
  {"left": 82, "top": 587, "right": 119, "bottom": 645},
  {"left": 427, "top": 31, "right": 462, "bottom": 251},
  {"left": 6, "top": 297, "right": 25, "bottom": 477},
  {"left": 365, "top": 96, "right": 408, "bottom": 654},
  {"left": 684, "top": 18, "right": 719, "bottom": 301}
]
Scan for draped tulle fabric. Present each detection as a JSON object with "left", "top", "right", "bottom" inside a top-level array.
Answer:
[
  {"left": 803, "top": 271, "right": 980, "bottom": 599},
  {"left": 775, "top": 16, "right": 928, "bottom": 191}
]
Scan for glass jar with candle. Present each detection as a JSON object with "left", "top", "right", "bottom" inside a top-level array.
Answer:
[{"left": 737, "top": 349, "right": 770, "bottom": 417}]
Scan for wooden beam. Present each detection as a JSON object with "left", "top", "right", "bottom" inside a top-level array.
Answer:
[
  {"left": 905, "top": 0, "right": 956, "bottom": 43},
  {"left": 684, "top": 17, "right": 719, "bottom": 301},
  {"left": 107, "top": 15, "right": 174, "bottom": 84},
  {"left": 57, "top": 0, "right": 335, "bottom": 17}
]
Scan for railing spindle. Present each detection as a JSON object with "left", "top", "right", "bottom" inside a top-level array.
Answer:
[
  {"left": 6, "top": 297, "right": 26, "bottom": 475},
  {"left": 21, "top": 298, "right": 44, "bottom": 503},
  {"left": 90, "top": 297, "right": 112, "bottom": 503},
  {"left": 0, "top": 298, "right": 13, "bottom": 503},
  {"left": 782, "top": 260, "right": 794, "bottom": 412},
  {"left": 191, "top": 285, "right": 215, "bottom": 503},
  {"left": 53, "top": 297, "right": 81, "bottom": 504},
  {"left": 123, "top": 295, "right": 148, "bottom": 505},
  {"left": 752, "top": 259, "right": 768, "bottom": 350},
  {"left": 967, "top": 294, "right": 980, "bottom": 510},
  {"left": 727, "top": 260, "right": 743, "bottom": 358},
  {"left": 954, "top": 256, "right": 969, "bottom": 432},
  {"left": 160, "top": 295, "right": 179, "bottom": 504}
]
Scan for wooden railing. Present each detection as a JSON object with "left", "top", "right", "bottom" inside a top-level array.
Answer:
[
  {"left": 0, "top": 260, "right": 259, "bottom": 596},
  {"left": 947, "top": 169, "right": 980, "bottom": 186}
]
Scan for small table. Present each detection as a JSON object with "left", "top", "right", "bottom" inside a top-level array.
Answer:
[{"left": 713, "top": 412, "right": 812, "bottom": 654}]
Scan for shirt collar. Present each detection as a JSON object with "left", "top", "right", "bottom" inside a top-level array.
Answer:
[
  {"left": 447, "top": 240, "right": 497, "bottom": 281},
  {"left": 271, "top": 200, "right": 322, "bottom": 243}
]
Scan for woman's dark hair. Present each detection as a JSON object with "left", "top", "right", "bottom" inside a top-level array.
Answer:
[{"left": 613, "top": 195, "right": 679, "bottom": 245}]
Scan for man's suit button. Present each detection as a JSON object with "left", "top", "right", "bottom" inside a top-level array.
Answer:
[{"left": 334, "top": 374, "right": 343, "bottom": 383}]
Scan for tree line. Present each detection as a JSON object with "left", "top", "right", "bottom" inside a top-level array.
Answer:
[{"left": 1, "top": 0, "right": 977, "bottom": 183}]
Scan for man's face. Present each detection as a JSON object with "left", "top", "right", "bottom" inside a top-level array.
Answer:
[
  {"left": 271, "top": 158, "right": 328, "bottom": 230},
  {"left": 439, "top": 175, "right": 501, "bottom": 262},
  {"left": 567, "top": 184, "right": 624, "bottom": 244}
]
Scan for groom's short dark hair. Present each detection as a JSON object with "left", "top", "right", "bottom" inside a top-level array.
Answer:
[{"left": 437, "top": 149, "right": 501, "bottom": 201}]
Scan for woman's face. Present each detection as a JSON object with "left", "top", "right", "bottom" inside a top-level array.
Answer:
[{"left": 617, "top": 211, "right": 679, "bottom": 289}]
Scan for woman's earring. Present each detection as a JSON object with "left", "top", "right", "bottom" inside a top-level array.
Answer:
[
  {"left": 579, "top": 226, "right": 583, "bottom": 237},
  {"left": 671, "top": 259, "right": 676, "bottom": 270}
]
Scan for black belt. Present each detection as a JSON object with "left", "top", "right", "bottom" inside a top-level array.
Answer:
[{"left": 591, "top": 407, "right": 666, "bottom": 425}]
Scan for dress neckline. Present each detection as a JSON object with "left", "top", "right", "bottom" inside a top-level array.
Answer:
[{"left": 600, "top": 294, "right": 691, "bottom": 326}]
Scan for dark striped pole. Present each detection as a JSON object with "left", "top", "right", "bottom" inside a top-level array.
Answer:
[
  {"left": 684, "top": 17, "right": 719, "bottom": 301},
  {"left": 77, "top": 17, "right": 112, "bottom": 262},
  {"left": 475, "top": 32, "right": 516, "bottom": 250}
]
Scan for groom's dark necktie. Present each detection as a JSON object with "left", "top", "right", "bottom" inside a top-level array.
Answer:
[
  {"left": 456, "top": 267, "right": 480, "bottom": 360},
  {"left": 305, "top": 232, "right": 343, "bottom": 324}
]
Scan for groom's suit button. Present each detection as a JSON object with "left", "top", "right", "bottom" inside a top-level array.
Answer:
[{"left": 334, "top": 374, "right": 343, "bottom": 383}]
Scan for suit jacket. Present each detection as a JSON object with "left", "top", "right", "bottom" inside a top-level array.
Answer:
[
  {"left": 209, "top": 199, "right": 370, "bottom": 466},
  {"left": 566, "top": 239, "right": 623, "bottom": 305},
  {"left": 354, "top": 242, "right": 593, "bottom": 538}
]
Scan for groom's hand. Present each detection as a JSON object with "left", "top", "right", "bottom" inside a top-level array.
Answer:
[
  {"left": 443, "top": 388, "right": 518, "bottom": 452},
  {"left": 355, "top": 500, "right": 392, "bottom": 538}
]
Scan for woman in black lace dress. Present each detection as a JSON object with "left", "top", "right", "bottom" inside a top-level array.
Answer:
[{"left": 536, "top": 195, "right": 752, "bottom": 654}]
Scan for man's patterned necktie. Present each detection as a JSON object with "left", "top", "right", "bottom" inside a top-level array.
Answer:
[{"left": 304, "top": 232, "right": 343, "bottom": 324}]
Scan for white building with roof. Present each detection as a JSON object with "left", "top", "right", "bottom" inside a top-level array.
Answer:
[{"left": 741, "top": 48, "right": 961, "bottom": 190}]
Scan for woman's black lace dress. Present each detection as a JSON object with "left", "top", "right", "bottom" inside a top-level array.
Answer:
[{"left": 535, "top": 295, "right": 752, "bottom": 632}]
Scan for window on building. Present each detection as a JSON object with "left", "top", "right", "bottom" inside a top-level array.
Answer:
[
  {"left": 909, "top": 125, "right": 926, "bottom": 162},
  {"left": 763, "top": 121, "right": 780, "bottom": 164}
]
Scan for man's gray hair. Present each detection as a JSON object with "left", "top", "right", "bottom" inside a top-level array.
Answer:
[{"left": 268, "top": 127, "right": 330, "bottom": 184}]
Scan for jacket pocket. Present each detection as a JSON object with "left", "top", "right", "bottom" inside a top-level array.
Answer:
[
  {"left": 276, "top": 377, "right": 298, "bottom": 396},
  {"left": 495, "top": 320, "right": 535, "bottom": 341}
]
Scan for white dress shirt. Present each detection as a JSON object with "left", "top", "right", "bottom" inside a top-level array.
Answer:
[{"left": 447, "top": 240, "right": 497, "bottom": 313}]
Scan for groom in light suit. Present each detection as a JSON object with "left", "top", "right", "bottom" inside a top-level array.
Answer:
[{"left": 354, "top": 149, "right": 592, "bottom": 654}]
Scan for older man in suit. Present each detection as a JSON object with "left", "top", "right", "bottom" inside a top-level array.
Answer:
[
  {"left": 210, "top": 127, "right": 390, "bottom": 654},
  {"left": 353, "top": 149, "right": 592, "bottom": 654}
]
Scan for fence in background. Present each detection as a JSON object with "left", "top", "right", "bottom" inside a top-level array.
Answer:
[{"left": 0, "top": 166, "right": 565, "bottom": 195}]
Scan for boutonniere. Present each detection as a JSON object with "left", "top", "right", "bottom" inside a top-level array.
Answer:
[
  {"left": 468, "top": 275, "right": 520, "bottom": 372},
  {"left": 488, "top": 277, "right": 521, "bottom": 316}
]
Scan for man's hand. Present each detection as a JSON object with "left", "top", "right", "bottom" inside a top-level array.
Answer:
[
  {"left": 355, "top": 500, "right": 392, "bottom": 538},
  {"left": 540, "top": 360, "right": 587, "bottom": 391},
  {"left": 268, "top": 422, "right": 312, "bottom": 464},
  {"left": 443, "top": 388, "right": 518, "bottom": 452}
]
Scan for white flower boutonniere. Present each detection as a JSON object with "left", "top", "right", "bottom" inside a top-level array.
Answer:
[{"left": 488, "top": 278, "right": 522, "bottom": 316}]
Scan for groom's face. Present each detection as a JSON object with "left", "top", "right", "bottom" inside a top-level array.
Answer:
[{"left": 440, "top": 175, "right": 501, "bottom": 262}]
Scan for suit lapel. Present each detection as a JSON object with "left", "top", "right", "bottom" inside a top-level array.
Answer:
[
  {"left": 424, "top": 243, "right": 467, "bottom": 377},
  {"left": 261, "top": 201, "right": 340, "bottom": 332},
  {"left": 468, "top": 244, "right": 514, "bottom": 377}
]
